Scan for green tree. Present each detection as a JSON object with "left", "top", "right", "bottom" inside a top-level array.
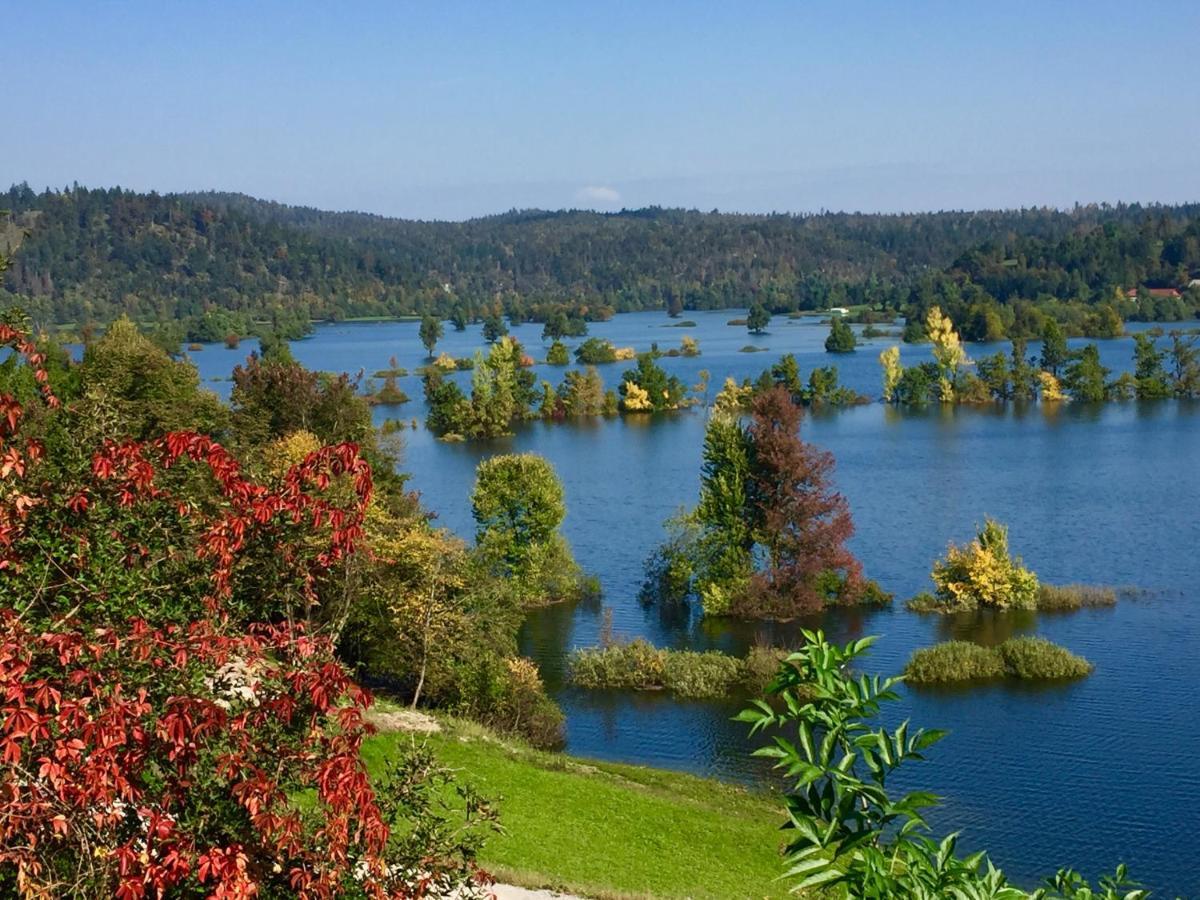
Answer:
[
  {"left": 977, "top": 351, "right": 1012, "bottom": 400},
  {"left": 546, "top": 340, "right": 570, "bottom": 365},
  {"left": 420, "top": 314, "right": 444, "bottom": 356},
  {"left": 574, "top": 337, "right": 618, "bottom": 364},
  {"left": 1132, "top": 332, "right": 1171, "bottom": 399},
  {"left": 1010, "top": 338, "right": 1038, "bottom": 400},
  {"left": 824, "top": 315, "right": 857, "bottom": 353},
  {"left": 560, "top": 366, "right": 606, "bottom": 416},
  {"left": 80, "top": 316, "right": 229, "bottom": 441},
  {"left": 746, "top": 303, "right": 771, "bottom": 335},
  {"left": 541, "top": 309, "right": 568, "bottom": 342},
  {"left": 693, "top": 413, "right": 755, "bottom": 615},
  {"left": 471, "top": 453, "right": 581, "bottom": 603},
  {"left": 1062, "top": 344, "right": 1110, "bottom": 402},
  {"left": 482, "top": 311, "right": 508, "bottom": 343},
  {"left": 1040, "top": 319, "right": 1068, "bottom": 375},
  {"left": 1169, "top": 331, "right": 1200, "bottom": 397}
]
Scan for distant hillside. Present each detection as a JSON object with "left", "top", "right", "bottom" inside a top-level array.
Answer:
[{"left": 2, "top": 182, "right": 1199, "bottom": 335}]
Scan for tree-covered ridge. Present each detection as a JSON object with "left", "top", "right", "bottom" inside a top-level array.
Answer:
[{"left": 4, "top": 183, "right": 1200, "bottom": 332}]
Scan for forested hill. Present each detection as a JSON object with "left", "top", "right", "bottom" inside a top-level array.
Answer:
[{"left": 3, "top": 182, "right": 1200, "bottom": 334}]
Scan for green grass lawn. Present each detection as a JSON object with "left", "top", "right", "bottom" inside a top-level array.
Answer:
[{"left": 362, "top": 718, "right": 793, "bottom": 899}]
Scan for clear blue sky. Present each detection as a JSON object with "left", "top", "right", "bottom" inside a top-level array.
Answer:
[{"left": 6, "top": 1, "right": 1199, "bottom": 219}]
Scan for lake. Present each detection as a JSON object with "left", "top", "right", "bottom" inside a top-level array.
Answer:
[{"left": 187, "top": 311, "right": 1200, "bottom": 896}]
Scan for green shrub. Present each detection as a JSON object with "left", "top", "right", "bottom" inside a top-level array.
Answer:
[
  {"left": 545, "top": 340, "right": 570, "bottom": 365},
  {"left": 905, "top": 637, "right": 1092, "bottom": 684},
  {"left": 569, "top": 640, "right": 790, "bottom": 699},
  {"left": 742, "top": 645, "right": 789, "bottom": 694},
  {"left": 996, "top": 636, "right": 1092, "bottom": 680},
  {"left": 455, "top": 653, "right": 565, "bottom": 749},
  {"left": 663, "top": 650, "right": 743, "bottom": 699},
  {"left": 905, "top": 591, "right": 947, "bottom": 613},
  {"left": 1036, "top": 583, "right": 1117, "bottom": 611},
  {"left": 574, "top": 337, "right": 619, "bottom": 364},
  {"left": 904, "top": 641, "right": 1006, "bottom": 684}
]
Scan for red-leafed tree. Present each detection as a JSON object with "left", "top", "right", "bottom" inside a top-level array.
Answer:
[
  {"left": 743, "top": 385, "right": 864, "bottom": 617},
  {"left": 0, "top": 323, "right": 492, "bottom": 899}
]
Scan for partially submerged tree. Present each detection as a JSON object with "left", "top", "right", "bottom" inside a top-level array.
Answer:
[
  {"left": 642, "top": 386, "right": 881, "bottom": 618},
  {"left": 420, "top": 313, "right": 444, "bottom": 356},
  {"left": 471, "top": 453, "right": 582, "bottom": 604}
]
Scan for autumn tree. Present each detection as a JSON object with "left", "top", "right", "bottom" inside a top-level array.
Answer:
[
  {"left": 642, "top": 386, "right": 881, "bottom": 619},
  {"left": 0, "top": 325, "right": 493, "bottom": 898},
  {"left": 926, "top": 306, "right": 966, "bottom": 401},
  {"left": 742, "top": 386, "right": 866, "bottom": 616},
  {"left": 879, "top": 345, "right": 903, "bottom": 403}
]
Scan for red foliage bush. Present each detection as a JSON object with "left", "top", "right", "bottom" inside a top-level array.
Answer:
[{"left": 0, "top": 325, "right": 485, "bottom": 898}]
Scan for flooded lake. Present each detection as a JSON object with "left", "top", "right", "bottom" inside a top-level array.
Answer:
[{"left": 190, "top": 311, "right": 1200, "bottom": 895}]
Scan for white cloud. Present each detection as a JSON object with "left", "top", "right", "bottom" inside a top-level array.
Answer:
[{"left": 575, "top": 185, "right": 621, "bottom": 206}]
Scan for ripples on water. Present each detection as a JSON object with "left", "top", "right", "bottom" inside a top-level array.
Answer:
[{"left": 187, "top": 312, "right": 1200, "bottom": 895}]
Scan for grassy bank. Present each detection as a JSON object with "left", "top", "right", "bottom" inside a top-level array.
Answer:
[{"left": 362, "top": 717, "right": 791, "bottom": 899}]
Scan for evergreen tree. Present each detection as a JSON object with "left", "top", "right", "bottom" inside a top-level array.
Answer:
[
  {"left": 824, "top": 316, "right": 857, "bottom": 353},
  {"left": 747, "top": 303, "right": 771, "bottom": 335},
  {"left": 1010, "top": 338, "right": 1038, "bottom": 400},
  {"left": 482, "top": 312, "right": 508, "bottom": 343},
  {"left": 1132, "top": 332, "right": 1171, "bottom": 399},
  {"left": 1040, "top": 319, "right": 1068, "bottom": 375},
  {"left": 1062, "top": 344, "right": 1110, "bottom": 402},
  {"left": 1169, "top": 331, "right": 1200, "bottom": 397}
]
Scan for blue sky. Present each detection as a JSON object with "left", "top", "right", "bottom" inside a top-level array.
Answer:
[{"left": 6, "top": 1, "right": 1199, "bottom": 219}]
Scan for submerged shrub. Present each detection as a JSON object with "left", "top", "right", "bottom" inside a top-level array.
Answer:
[
  {"left": 905, "top": 637, "right": 1092, "bottom": 684},
  {"left": 569, "top": 640, "right": 789, "bottom": 699},
  {"left": 1036, "top": 583, "right": 1117, "bottom": 611},
  {"left": 663, "top": 650, "right": 742, "bottom": 699},
  {"left": 997, "top": 636, "right": 1093, "bottom": 680},
  {"left": 904, "top": 641, "right": 1006, "bottom": 683}
]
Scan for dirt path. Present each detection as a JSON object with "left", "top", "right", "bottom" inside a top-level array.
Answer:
[{"left": 492, "top": 887, "right": 585, "bottom": 900}]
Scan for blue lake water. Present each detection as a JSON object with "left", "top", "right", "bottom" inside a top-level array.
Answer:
[{"left": 187, "top": 312, "right": 1200, "bottom": 896}]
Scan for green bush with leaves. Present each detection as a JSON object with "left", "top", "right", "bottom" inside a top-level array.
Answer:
[{"left": 739, "top": 630, "right": 1146, "bottom": 898}]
